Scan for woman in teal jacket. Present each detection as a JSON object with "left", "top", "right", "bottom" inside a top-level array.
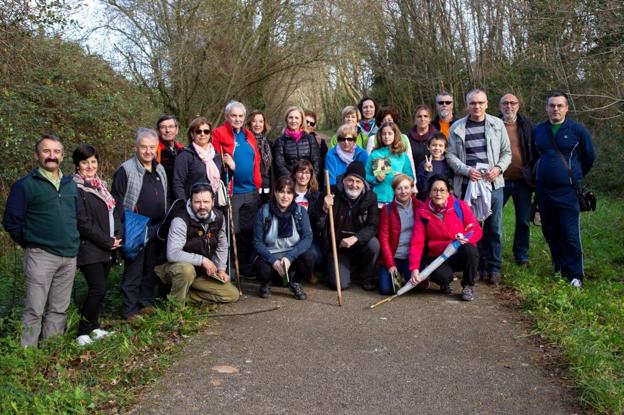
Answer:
[{"left": 365, "top": 122, "right": 414, "bottom": 205}]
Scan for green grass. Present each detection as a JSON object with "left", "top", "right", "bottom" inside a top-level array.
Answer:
[
  {"left": 0, "top": 265, "right": 216, "bottom": 414},
  {"left": 501, "top": 196, "right": 624, "bottom": 415}
]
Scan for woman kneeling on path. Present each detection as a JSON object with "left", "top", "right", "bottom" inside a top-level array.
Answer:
[
  {"left": 252, "top": 176, "right": 314, "bottom": 300},
  {"left": 408, "top": 175, "right": 482, "bottom": 301},
  {"left": 378, "top": 174, "right": 424, "bottom": 295}
]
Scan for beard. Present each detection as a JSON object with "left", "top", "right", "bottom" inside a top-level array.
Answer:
[
  {"left": 439, "top": 108, "right": 451, "bottom": 119},
  {"left": 344, "top": 187, "right": 363, "bottom": 200},
  {"left": 194, "top": 209, "right": 211, "bottom": 221}
]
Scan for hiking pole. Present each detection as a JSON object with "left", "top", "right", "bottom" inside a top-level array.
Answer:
[
  {"left": 325, "top": 169, "right": 344, "bottom": 306},
  {"left": 370, "top": 228, "right": 474, "bottom": 309},
  {"left": 221, "top": 148, "right": 242, "bottom": 295}
]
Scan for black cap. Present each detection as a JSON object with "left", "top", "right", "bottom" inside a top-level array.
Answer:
[{"left": 343, "top": 161, "right": 366, "bottom": 183}]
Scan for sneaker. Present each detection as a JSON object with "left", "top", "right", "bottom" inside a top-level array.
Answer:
[
  {"left": 258, "top": 283, "right": 271, "bottom": 298},
  {"left": 289, "top": 282, "right": 307, "bottom": 300},
  {"left": 570, "top": 278, "right": 582, "bottom": 288},
  {"left": 138, "top": 306, "right": 157, "bottom": 315},
  {"left": 461, "top": 286, "right": 475, "bottom": 301},
  {"left": 490, "top": 273, "right": 502, "bottom": 286},
  {"left": 76, "top": 335, "right": 93, "bottom": 346},
  {"left": 439, "top": 284, "right": 453, "bottom": 295},
  {"left": 515, "top": 259, "right": 529, "bottom": 266},
  {"left": 91, "top": 328, "right": 113, "bottom": 340}
]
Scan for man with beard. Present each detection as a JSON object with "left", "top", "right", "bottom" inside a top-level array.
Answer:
[
  {"left": 3, "top": 135, "right": 80, "bottom": 347},
  {"left": 155, "top": 183, "right": 239, "bottom": 303},
  {"left": 319, "top": 161, "right": 380, "bottom": 290},
  {"left": 432, "top": 91, "right": 459, "bottom": 139}
]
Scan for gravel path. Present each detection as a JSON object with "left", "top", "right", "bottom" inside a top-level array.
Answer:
[{"left": 130, "top": 280, "right": 579, "bottom": 414}]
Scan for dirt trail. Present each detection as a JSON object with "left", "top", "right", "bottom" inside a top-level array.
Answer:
[{"left": 130, "top": 281, "right": 579, "bottom": 415}]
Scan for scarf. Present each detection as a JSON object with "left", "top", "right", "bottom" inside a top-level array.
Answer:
[
  {"left": 192, "top": 142, "right": 221, "bottom": 193},
  {"left": 360, "top": 119, "right": 376, "bottom": 133},
  {"left": 408, "top": 125, "right": 434, "bottom": 143},
  {"left": 335, "top": 143, "right": 356, "bottom": 165},
  {"left": 284, "top": 128, "right": 304, "bottom": 143},
  {"left": 269, "top": 198, "right": 297, "bottom": 238},
  {"left": 428, "top": 198, "right": 449, "bottom": 219},
  {"left": 78, "top": 174, "right": 115, "bottom": 210},
  {"left": 254, "top": 133, "right": 272, "bottom": 168}
]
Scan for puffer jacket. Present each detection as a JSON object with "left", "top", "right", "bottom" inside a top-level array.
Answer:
[{"left": 272, "top": 132, "right": 321, "bottom": 179}]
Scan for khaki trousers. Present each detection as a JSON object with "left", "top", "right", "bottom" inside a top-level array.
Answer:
[{"left": 155, "top": 262, "right": 239, "bottom": 303}]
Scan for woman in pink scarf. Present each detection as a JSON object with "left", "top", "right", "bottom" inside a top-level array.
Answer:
[
  {"left": 173, "top": 117, "right": 232, "bottom": 201},
  {"left": 272, "top": 106, "right": 321, "bottom": 180}
]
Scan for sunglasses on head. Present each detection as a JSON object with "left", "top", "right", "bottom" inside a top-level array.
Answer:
[
  {"left": 337, "top": 136, "right": 355, "bottom": 142},
  {"left": 437, "top": 101, "right": 453, "bottom": 105},
  {"left": 195, "top": 129, "right": 211, "bottom": 135},
  {"left": 306, "top": 120, "right": 316, "bottom": 127}
]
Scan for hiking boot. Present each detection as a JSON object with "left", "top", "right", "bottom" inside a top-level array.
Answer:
[
  {"left": 439, "top": 284, "right": 453, "bottom": 295},
  {"left": 258, "top": 283, "right": 271, "bottom": 298},
  {"left": 570, "top": 278, "right": 583, "bottom": 288},
  {"left": 289, "top": 282, "right": 307, "bottom": 300},
  {"left": 362, "top": 279, "right": 377, "bottom": 291},
  {"left": 138, "top": 306, "right": 157, "bottom": 315},
  {"left": 515, "top": 259, "right": 529, "bottom": 266},
  {"left": 461, "top": 286, "right": 475, "bottom": 301},
  {"left": 490, "top": 273, "right": 502, "bottom": 286}
]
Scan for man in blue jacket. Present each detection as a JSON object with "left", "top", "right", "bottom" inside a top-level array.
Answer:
[
  {"left": 3, "top": 135, "right": 80, "bottom": 347},
  {"left": 532, "top": 91, "right": 595, "bottom": 288}
]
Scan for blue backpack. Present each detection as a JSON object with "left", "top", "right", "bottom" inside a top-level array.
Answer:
[{"left": 121, "top": 209, "right": 151, "bottom": 260}]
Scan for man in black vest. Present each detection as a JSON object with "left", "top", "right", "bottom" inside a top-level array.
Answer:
[{"left": 155, "top": 183, "right": 239, "bottom": 303}]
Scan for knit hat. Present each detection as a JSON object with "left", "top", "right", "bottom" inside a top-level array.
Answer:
[{"left": 343, "top": 161, "right": 366, "bottom": 183}]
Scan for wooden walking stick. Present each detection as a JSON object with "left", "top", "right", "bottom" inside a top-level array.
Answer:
[
  {"left": 325, "top": 170, "right": 344, "bottom": 306},
  {"left": 221, "top": 148, "right": 242, "bottom": 295}
]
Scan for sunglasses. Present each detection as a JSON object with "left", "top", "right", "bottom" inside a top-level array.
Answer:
[
  {"left": 306, "top": 120, "right": 316, "bottom": 127},
  {"left": 337, "top": 136, "right": 355, "bottom": 142},
  {"left": 195, "top": 129, "right": 211, "bottom": 135},
  {"left": 437, "top": 101, "right": 453, "bottom": 105}
]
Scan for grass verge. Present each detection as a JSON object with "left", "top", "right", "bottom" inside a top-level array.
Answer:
[
  {"left": 501, "top": 196, "right": 624, "bottom": 415},
  {"left": 0, "top": 267, "right": 216, "bottom": 414}
]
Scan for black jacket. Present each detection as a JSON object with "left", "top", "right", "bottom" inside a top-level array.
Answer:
[
  {"left": 272, "top": 133, "right": 321, "bottom": 179},
  {"left": 172, "top": 145, "right": 225, "bottom": 201},
  {"left": 317, "top": 181, "right": 378, "bottom": 253},
  {"left": 75, "top": 180, "right": 123, "bottom": 267},
  {"left": 499, "top": 112, "right": 534, "bottom": 184}
]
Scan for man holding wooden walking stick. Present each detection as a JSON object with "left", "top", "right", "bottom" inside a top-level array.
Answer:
[{"left": 318, "top": 162, "right": 380, "bottom": 291}]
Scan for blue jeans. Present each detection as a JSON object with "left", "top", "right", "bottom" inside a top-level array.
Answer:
[
  {"left": 479, "top": 187, "right": 503, "bottom": 275},
  {"left": 503, "top": 179, "right": 532, "bottom": 262},
  {"left": 378, "top": 258, "right": 411, "bottom": 295}
]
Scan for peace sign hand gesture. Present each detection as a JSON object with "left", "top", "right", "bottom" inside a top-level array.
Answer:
[{"left": 424, "top": 155, "right": 433, "bottom": 172}]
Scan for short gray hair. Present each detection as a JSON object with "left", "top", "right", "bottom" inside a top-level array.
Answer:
[
  {"left": 224, "top": 100, "right": 246, "bottom": 117},
  {"left": 135, "top": 127, "right": 159, "bottom": 144},
  {"left": 435, "top": 91, "right": 453, "bottom": 102},
  {"left": 465, "top": 88, "right": 487, "bottom": 103}
]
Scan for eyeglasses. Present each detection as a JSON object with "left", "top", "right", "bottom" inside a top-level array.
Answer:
[
  {"left": 337, "top": 136, "right": 355, "bottom": 142},
  {"left": 430, "top": 188, "right": 448, "bottom": 193},
  {"left": 296, "top": 170, "right": 312, "bottom": 176},
  {"left": 437, "top": 101, "right": 453, "bottom": 105},
  {"left": 306, "top": 120, "right": 316, "bottom": 127},
  {"left": 195, "top": 129, "right": 211, "bottom": 135},
  {"left": 501, "top": 101, "right": 519, "bottom": 106}
]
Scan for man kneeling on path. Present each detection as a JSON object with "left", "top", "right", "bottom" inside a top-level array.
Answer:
[{"left": 155, "top": 183, "right": 239, "bottom": 303}]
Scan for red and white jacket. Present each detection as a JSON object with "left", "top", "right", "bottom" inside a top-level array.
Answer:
[{"left": 378, "top": 195, "right": 424, "bottom": 269}]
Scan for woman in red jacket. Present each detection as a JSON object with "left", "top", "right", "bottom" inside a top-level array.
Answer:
[
  {"left": 409, "top": 175, "right": 482, "bottom": 301},
  {"left": 378, "top": 174, "right": 424, "bottom": 294}
]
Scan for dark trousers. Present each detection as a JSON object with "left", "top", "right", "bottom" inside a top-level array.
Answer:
[
  {"left": 78, "top": 262, "right": 111, "bottom": 336},
  {"left": 503, "top": 179, "right": 532, "bottom": 261},
  {"left": 232, "top": 191, "right": 260, "bottom": 276},
  {"left": 536, "top": 185, "right": 584, "bottom": 281},
  {"left": 327, "top": 237, "right": 380, "bottom": 290},
  {"left": 121, "top": 239, "right": 163, "bottom": 319},
  {"left": 428, "top": 243, "right": 478, "bottom": 288},
  {"left": 254, "top": 250, "right": 315, "bottom": 285}
]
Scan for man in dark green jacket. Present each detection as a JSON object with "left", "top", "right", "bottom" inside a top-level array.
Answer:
[{"left": 3, "top": 135, "right": 79, "bottom": 347}]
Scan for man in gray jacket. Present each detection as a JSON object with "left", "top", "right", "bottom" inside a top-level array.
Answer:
[
  {"left": 447, "top": 89, "right": 511, "bottom": 286},
  {"left": 155, "top": 183, "right": 239, "bottom": 303}
]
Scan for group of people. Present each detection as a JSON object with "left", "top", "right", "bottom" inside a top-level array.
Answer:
[{"left": 3, "top": 89, "right": 594, "bottom": 348}]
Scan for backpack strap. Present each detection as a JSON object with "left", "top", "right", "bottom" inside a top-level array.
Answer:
[{"left": 454, "top": 198, "right": 464, "bottom": 224}]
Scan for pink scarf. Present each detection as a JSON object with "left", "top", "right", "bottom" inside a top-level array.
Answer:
[
  {"left": 192, "top": 142, "right": 221, "bottom": 193},
  {"left": 79, "top": 175, "right": 116, "bottom": 210},
  {"left": 428, "top": 199, "right": 449, "bottom": 216},
  {"left": 284, "top": 128, "right": 304, "bottom": 143}
]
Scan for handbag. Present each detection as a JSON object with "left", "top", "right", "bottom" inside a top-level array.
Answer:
[
  {"left": 122, "top": 209, "right": 151, "bottom": 260},
  {"left": 546, "top": 132, "right": 597, "bottom": 212}
]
